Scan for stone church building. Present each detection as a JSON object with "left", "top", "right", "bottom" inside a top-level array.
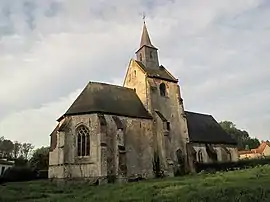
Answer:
[{"left": 49, "top": 22, "right": 238, "bottom": 182}]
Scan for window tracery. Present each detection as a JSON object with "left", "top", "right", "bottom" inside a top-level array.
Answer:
[{"left": 76, "top": 125, "right": 90, "bottom": 157}]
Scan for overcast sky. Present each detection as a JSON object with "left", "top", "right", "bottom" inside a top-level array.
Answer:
[{"left": 0, "top": 0, "right": 269, "bottom": 148}]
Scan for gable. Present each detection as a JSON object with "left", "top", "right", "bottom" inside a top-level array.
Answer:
[
  {"left": 123, "top": 59, "right": 146, "bottom": 86},
  {"left": 185, "top": 111, "right": 237, "bottom": 145},
  {"left": 58, "top": 82, "right": 152, "bottom": 120}
]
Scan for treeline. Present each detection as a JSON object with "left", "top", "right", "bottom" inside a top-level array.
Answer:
[
  {"left": 219, "top": 121, "right": 261, "bottom": 150},
  {"left": 0, "top": 136, "right": 49, "bottom": 183},
  {"left": 0, "top": 136, "right": 34, "bottom": 161}
]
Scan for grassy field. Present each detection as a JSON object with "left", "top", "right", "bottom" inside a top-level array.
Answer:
[{"left": 1, "top": 165, "right": 270, "bottom": 202}]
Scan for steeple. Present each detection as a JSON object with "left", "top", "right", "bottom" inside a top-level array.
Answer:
[
  {"left": 139, "top": 22, "right": 157, "bottom": 50},
  {"left": 136, "top": 22, "right": 159, "bottom": 69}
]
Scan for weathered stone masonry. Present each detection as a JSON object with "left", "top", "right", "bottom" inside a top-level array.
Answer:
[{"left": 49, "top": 22, "right": 238, "bottom": 182}]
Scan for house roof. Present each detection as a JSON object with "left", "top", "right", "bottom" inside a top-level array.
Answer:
[
  {"left": 135, "top": 60, "right": 178, "bottom": 83},
  {"left": 58, "top": 82, "right": 152, "bottom": 121},
  {"left": 238, "top": 150, "right": 254, "bottom": 155},
  {"left": 251, "top": 142, "right": 270, "bottom": 154},
  {"left": 185, "top": 111, "right": 237, "bottom": 145}
]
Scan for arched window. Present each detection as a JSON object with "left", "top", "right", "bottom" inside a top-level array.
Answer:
[
  {"left": 139, "top": 53, "right": 142, "bottom": 61},
  {"left": 77, "top": 125, "right": 90, "bottom": 157},
  {"left": 134, "top": 70, "right": 136, "bottom": 77},
  {"left": 198, "top": 150, "right": 203, "bottom": 163},
  {"left": 159, "top": 83, "right": 166, "bottom": 96}
]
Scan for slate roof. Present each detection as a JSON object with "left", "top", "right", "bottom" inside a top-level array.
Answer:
[
  {"left": 59, "top": 82, "right": 152, "bottom": 120},
  {"left": 185, "top": 111, "right": 237, "bottom": 145},
  {"left": 135, "top": 60, "right": 178, "bottom": 83}
]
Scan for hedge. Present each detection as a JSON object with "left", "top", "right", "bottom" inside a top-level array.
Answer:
[
  {"left": 0, "top": 166, "right": 37, "bottom": 183},
  {"left": 195, "top": 157, "right": 270, "bottom": 173}
]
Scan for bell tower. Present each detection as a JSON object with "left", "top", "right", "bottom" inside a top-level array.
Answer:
[{"left": 136, "top": 22, "right": 159, "bottom": 69}]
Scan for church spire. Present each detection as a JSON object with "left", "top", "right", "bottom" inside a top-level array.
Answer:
[
  {"left": 136, "top": 20, "right": 159, "bottom": 69},
  {"left": 139, "top": 22, "right": 157, "bottom": 50}
]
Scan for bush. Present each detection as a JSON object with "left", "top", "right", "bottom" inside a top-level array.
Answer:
[
  {"left": 195, "top": 157, "right": 270, "bottom": 173},
  {"left": 37, "top": 170, "right": 48, "bottom": 179},
  {"left": 1, "top": 166, "right": 37, "bottom": 183}
]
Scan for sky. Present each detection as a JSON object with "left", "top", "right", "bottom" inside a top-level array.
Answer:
[{"left": 0, "top": 0, "right": 269, "bottom": 148}]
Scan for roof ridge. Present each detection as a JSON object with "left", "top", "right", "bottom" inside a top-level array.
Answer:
[
  {"left": 87, "top": 81, "right": 132, "bottom": 91},
  {"left": 184, "top": 110, "right": 212, "bottom": 117}
]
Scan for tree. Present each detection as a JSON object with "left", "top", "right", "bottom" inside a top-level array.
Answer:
[
  {"left": 30, "top": 146, "right": 49, "bottom": 171},
  {"left": 219, "top": 121, "right": 260, "bottom": 150},
  {"left": 0, "top": 139, "right": 14, "bottom": 158},
  {"left": 21, "top": 143, "right": 34, "bottom": 159},
  {"left": 13, "top": 141, "right": 21, "bottom": 159}
]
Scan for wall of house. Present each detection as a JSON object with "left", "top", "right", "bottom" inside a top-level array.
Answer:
[
  {"left": 191, "top": 143, "right": 238, "bottom": 163},
  {"left": 49, "top": 113, "right": 154, "bottom": 181},
  {"left": 262, "top": 145, "right": 270, "bottom": 156},
  {"left": 239, "top": 153, "right": 261, "bottom": 160},
  {"left": 0, "top": 164, "right": 13, "bottom": 176}
]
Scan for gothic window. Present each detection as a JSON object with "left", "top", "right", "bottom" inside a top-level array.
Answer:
[
  {"left": 139, "top": 53, "right": 142, "bottom": 61},
  {"left": 159, "top": 83, "right": 166, "bottom": 96},
  {"left": 198, "top": 150, "right": 203, "bottom": 163},
  {"left": 76, "top": 125, "right": 90, "bottom": 157}
]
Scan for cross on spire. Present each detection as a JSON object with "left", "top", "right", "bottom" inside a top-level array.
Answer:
[{"left": 142, "top": 12, "right": 146, "bottom": 23}]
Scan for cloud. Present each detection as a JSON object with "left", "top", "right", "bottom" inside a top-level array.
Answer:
[{"left": 0, "top": 0, "right": 269, "bottom": 147}]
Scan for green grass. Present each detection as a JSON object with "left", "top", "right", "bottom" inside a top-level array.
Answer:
[{"left": 1, "top": 165, "right": 270, "bottom": 202}]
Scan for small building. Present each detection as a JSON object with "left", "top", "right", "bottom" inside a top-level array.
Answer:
[
  {"left": 0, "top": 159, "right": 14, "bottom": 176},
  {"left": 239, "top": 141, "right": 270, "bottom": 160}
]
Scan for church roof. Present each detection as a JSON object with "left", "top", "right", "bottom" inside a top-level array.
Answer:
[
  {"left": 185, "top": 111, "right": 237, "bottom": 145},
  {"left": 135, "top": 60, "right": 178, "bottom": 83},
  {"left": 59, "top": 82, "right": 152, "bottom": 120}
]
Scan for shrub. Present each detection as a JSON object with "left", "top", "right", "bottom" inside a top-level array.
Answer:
[
  {"left": 195, "top": 157, "right": 270, "bottom": 173},
  {"left": 1, "top": 166, "right": 37, "bottom": 183},
  {"left": 37, "top": 170, "right": 48, "bottom": 179}
]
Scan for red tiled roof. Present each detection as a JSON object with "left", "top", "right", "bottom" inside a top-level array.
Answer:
[
  {"left": 238, "top": 150, "right": 254, "bottom": 155},
  {"left": 238, "top": 141, "right": 270, "bottom": 155},
  {"left": 252, "top": 142, "right": 269, "bottom": 154}
]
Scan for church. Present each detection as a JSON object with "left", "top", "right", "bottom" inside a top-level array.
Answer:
[{"left": 48, "top": 22, "right": 238, "bottom": 183}]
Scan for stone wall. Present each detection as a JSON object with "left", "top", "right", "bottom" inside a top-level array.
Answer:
[
  {"left": 191, "top": 143, "right": 238, "bottom": 163},
  {"left": 146, "top": 77, "right": 189, "bottom": 175},
  {"left": 123, "top": 59, "right": 189, "bottom": 175},
  {"left": 49, "top": 113, "right": 154, "bottom": 180},
  {"left": 123, "top": 59, "right": 148, "bottom": 110}
]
